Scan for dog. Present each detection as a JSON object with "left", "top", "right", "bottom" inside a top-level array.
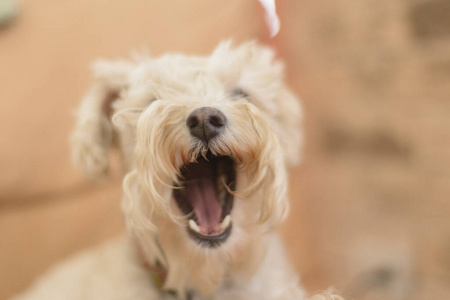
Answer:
[{"left": 12, "top": 41, "right": 342, "bottom": 300}]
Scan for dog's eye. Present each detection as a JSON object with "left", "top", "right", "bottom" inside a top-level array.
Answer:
[{"left": 231, "top": 88, "right": 249, "bottom": 100}]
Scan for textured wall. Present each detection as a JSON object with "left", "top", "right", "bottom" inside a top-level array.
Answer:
[{"left": 278, "top": 1, "right": 450, "bottom": 299}]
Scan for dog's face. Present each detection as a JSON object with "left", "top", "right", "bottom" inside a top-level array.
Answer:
[{"left": 72, "top": 41, "right": 302, "bottom": 293}]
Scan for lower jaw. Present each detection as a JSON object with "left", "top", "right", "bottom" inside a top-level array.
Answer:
[{"left": 187, "top": 224, "right": 232, "bottom": 248}]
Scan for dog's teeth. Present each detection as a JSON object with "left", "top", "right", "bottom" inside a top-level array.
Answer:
[
  {"left": 220, "top": 215, "right": 231, "bottom": 230},
  {"left": 188, "top": 219, "right": 201, "bottom": 233}
]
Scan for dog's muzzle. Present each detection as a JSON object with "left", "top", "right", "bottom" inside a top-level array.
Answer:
[{"left": 186, "top": 107, "right": 227, "bottom": 143}]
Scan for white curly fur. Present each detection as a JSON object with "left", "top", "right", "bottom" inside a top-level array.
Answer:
[{"left": 12, "top": 41, "right": 342, "bottom": 300}]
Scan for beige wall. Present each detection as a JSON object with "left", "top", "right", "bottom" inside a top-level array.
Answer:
[
  {"left": 278, "top": 0, "right": 450, "bottom": 299},
  {"left": 1, "top": 1, "right": 449, "bottom": 300}
]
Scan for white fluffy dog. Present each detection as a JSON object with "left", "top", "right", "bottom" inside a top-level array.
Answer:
[{"left": 13, "top": 41, "right": 341, "bottom": 300}]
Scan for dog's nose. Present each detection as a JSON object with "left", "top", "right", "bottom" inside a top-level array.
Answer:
[{"left": 186, "top": 107, "right": 227, "bottom": 142}]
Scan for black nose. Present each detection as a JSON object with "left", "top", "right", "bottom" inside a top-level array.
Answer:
[{"left": 186, "top": 107, "right": 227, "bottom": 142}]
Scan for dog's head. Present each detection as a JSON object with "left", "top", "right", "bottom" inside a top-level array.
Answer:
[{"left": 72, "top": 41, "right": 302, "bottom": 294}]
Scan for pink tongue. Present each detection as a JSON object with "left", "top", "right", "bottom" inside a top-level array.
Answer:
[{"left": 185, "top": 178, "right": 222, "bottom": 235}]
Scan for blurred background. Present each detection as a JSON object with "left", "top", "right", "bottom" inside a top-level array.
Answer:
[{"left": 1, "top": 0, "right": 449, "bottom": 299}]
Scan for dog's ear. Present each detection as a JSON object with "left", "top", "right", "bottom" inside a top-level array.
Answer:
[
  {"left": 224, "top": 42, "right": 303, "bottom": 166},
  {"left": 275, "top": 85, "right": 303, "bottom": 166},
  {"left": 71, "top": 60, "right": 133, "bottom": 180}
]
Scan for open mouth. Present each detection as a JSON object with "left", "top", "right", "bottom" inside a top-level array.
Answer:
[{"left": 173, "top": 151, "right": 236, "bottom": 248}]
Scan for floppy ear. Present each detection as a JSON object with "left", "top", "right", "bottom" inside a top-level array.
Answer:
[
  {"left": 275, "top": 85, "right": 303, "bottom": 167},
  {"left": 71, "top": 60, "right": 133, "bottom": 179},
  {"left": 225, "top": 42, "right": 303, "bottom": 167}
]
